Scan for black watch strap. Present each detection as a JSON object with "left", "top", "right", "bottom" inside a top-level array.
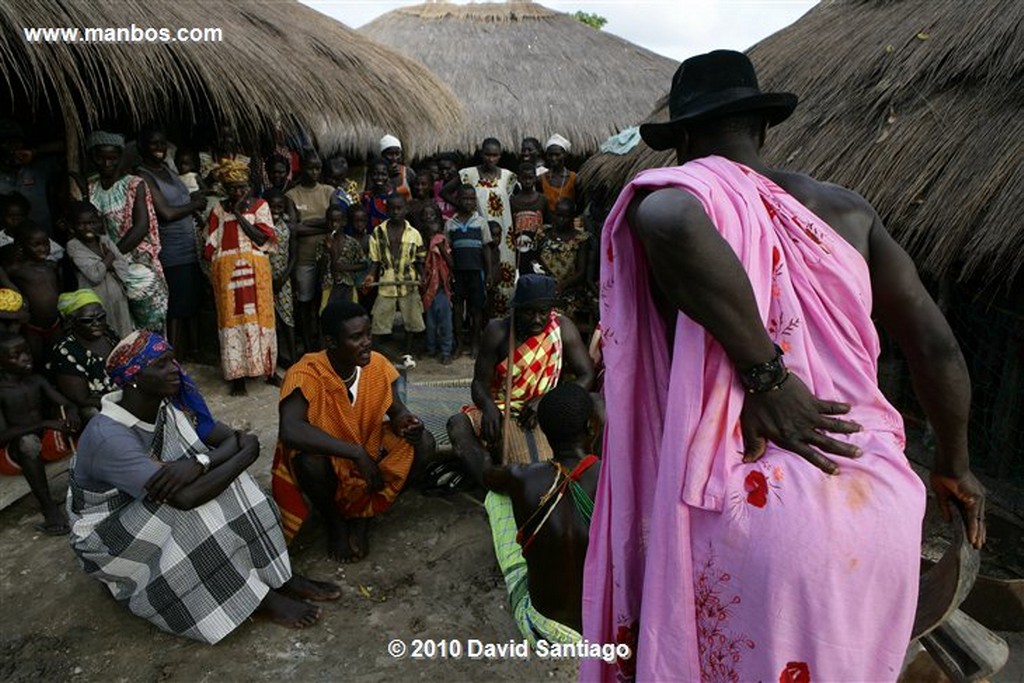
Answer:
[{"left": 739, "top": 344, "right": 789, "bottom": 394}]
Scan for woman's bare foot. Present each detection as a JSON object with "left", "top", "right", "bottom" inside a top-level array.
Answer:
[
  {"left": 35, "top": 507, "right": 70, "bottom": 536},
  {"left": 255, "top": 589, "right": 321, "bottom": 629},
  {"left": 230, "top": 378, "right": 247, "bottom": 396},
  {"left": 327, "top": 518, "right": 359, "bottom": 563},
  {"left": 283, "top": 574, "right": 342, "bottom": 601}
]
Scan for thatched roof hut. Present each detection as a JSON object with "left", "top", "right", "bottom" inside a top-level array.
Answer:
[
  {"left": 579, "top": 0, "right": 1024, "bottom": 291},
  {"left": 0, "top": 0, "right": 461, "bottom": 158},
  {"left": 355, "top": 0, "right": 677, "bottom": 157}
]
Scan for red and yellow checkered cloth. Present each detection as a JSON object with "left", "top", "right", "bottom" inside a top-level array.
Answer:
[{"left": 490, "top": 310, "right": 563, "bottom": 415}]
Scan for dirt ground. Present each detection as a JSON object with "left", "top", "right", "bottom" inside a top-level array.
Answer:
[
  {"left": 1, "top": 351, "right": 1020, "bottom": 681},
  {"left": 0, "top": 353, "right": 577, "bottom": 682}
]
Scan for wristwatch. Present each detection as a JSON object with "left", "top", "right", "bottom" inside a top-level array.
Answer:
[
  {"left": 194, "top": 452, "right": 211, "bottom": 474},
  {"left": 739, "top": 345, "right": 789, "bottom": 394}
]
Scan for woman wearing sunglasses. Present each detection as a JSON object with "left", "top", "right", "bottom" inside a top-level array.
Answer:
[{"left": 47, "top": 289, "right": 118, "bottom": 423}]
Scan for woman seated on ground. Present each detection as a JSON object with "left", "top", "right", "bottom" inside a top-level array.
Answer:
[
  {"left": 67, "top": 330, "right": 340, "bottom": 644},
  {"left": 47, "top": 290, "right": 118, "bottom": 422},
  {"left": 272, "top": 300, "right": 437, "bottom": 564}
]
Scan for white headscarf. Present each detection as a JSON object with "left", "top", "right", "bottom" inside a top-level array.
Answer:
[
  {"left": 380, "top": 134, "right": 402, "bottom": 153},
  {"left": 545, "top": 133, "right": 571, "bottom": 153}
]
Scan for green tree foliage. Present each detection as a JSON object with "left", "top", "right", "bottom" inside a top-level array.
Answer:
[{"left": 573, "top": 11, "right": 608, "bottom": 30}]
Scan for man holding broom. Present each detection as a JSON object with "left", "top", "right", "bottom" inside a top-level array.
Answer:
[{"left": 446, "top": 274, "right": 593, "bottom": 468}]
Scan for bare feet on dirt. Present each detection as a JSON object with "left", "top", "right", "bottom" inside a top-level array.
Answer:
[
  {"left": 328, "top": 518, "right": 359, "bottom": 563},
  {"left": 255, "top": 590, "right": 321, "bottom": 629},
  {"left": 282, "top": 574, "right": 342, "bottom": 601}
]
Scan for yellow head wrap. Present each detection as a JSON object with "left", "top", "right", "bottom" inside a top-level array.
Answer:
[
  {"left": 0, "top": 288, "right": 24, "bottom": 313},
  {"left": 216, "top": 159, "right": 250, "bottom": 185},
  {"left": 57, "top": 289, "right": 103, "bottom": 318}
]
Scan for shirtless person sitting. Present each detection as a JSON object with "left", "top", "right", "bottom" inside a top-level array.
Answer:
[
  {"left": 4, "top": 223, "right": 61, "bottom": 370},
  {"left": 0, "top": 333, "right": 80, "bottom": 534},
  {"left": 446, "top": 274, "right": 593, "bottom": 466},
  {"left": 464, "top": 383, "right": 598, "bottom": 643}
]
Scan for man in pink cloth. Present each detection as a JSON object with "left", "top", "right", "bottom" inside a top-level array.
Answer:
[{"left": 582, "top": 50, "right": 987, "bottom": 682}]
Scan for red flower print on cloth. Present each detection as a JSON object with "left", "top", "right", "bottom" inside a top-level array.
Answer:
[
  {"left": 614, "top": 617, "right": 639, "bottom": 682},
  {"left": 487, "top": 193, "right": 504, "bottom": 217},
  {"left": 744, "top": 471, "right": 769, "bottom": 508},
  {"left": 744, "top": 464, "right": 784, "bottom": 508},
  {"left": 695, "top": 553, "right": 755, "bottom": 681},
  {"left": 779, "top": 661, "right": 811, "bottom": 683}
]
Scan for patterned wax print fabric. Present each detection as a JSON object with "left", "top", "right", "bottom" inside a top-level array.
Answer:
[
  {"left": 67, "top": 393, "right": 292, "bottom": 644},
  {"left": 537, "top": 228, "right": 594, "bottom": 318},
  {"left": 204, "top": 200, "right": 278, "bottom": 380},
  {"left": 268, "top": 217, "right": 294, "bottom": 327},
  {"left": 48, "top": 328, "right": 119, "bottom": 398},
  {"left": 460, "top": 166, "right": 516, "bottom": 315},
  {"left": 271, "top": 351, "right": 414, "bottom": 541},
  {"left": 89, "top": 175, "right": 168, "bottom": 330},
  {"left": 582, "top": 156, "right": 926, "bottom": 682}
]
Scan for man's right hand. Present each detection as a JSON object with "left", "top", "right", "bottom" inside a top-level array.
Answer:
[
  {"left": 481, "top": 404, "right": 503, "bottom": 444},
  {"left": 740, "top": 372, "right": 862, "bottom": 475},
  {"left": 354, "top": 449, "right": 384, "bottom": 492}
]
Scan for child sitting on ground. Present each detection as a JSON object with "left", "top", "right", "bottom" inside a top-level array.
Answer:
[
  {"left": 4, "top": 223, "right": 62, "bottom": 369},
  {"left": 0, "top": 332, "right": 80, "bottom": 535},
  {"left": 64, "top": 201, "right": 134, "bottom": 338},
  {"left": 421, "top": 209, "right": 454, "bottom": 365},
  {"left": 364, "top": 193, "right": 424, "bottom": 359}
]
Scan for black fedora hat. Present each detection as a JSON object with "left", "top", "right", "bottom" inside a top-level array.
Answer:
[{"left": 639, "top": 50, "right": 797, "bottom": 152}]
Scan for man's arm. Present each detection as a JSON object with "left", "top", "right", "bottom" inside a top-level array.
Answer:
[
  {"left": 472, "top": 320, "right": 505, "bottom": 443},
  {"left": 117, "top": 182, "right": 152, "bottom": 254},
  {"left": 631, "top": 188, "right": 861, "bottom": 474},
  {"left": 386, "top": 380, "right": 425, "bottom": 444},
  {"left": 867, "top": 212, "right": 985, "bottom": 547},
  {"left": 558, "top": 314, "right": 594, "bottom": 390},
  {"left": 148, "top": 433, "right": 260, "bottom": 510}
]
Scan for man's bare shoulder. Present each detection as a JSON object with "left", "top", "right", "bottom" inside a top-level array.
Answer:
[
  {"left": 768, "top": 170, "right": 878, "bottom": 255},
  {"left": 628, "top": 186, "right": 707, "bottom": 232}
]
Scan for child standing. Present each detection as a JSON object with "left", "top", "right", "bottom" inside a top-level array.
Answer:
[
  {"left": 405, "top": 171, "right": 434, "bottom": 237},
  {"left": 360, "top": 158, "right": 392, "bottom": 230},
  {"left": 323, "top": 205, "right": 367, "bottom": 308},
  {"left": 445, "top": 185, "right": 492, "bottom": 358},
  {"left": 4, "top": 224, "right": 62, "bottom": 369},
  {"left": 421, "top": 213, "right": 454, "bottom": 365},
  {"left": 0, "top": 333, "right": 80, "bottom": 534},
  {"left": 364, "top": 193, "right": 424, "bottom": 358},
  {"left": 0, "top": 192, "right": 64, "bottom": 262},
  {"left": 265, "top": 190, "right": 297, "bottom": 367},
  {"left": 510, "top": 161, "right": 548, "bottom": 277},
  {"left": 347, "top": 205, "right": 375, "bottom": 313},
  {"left": 64, "top": 201, "right": 134, "bottom": 338}
]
